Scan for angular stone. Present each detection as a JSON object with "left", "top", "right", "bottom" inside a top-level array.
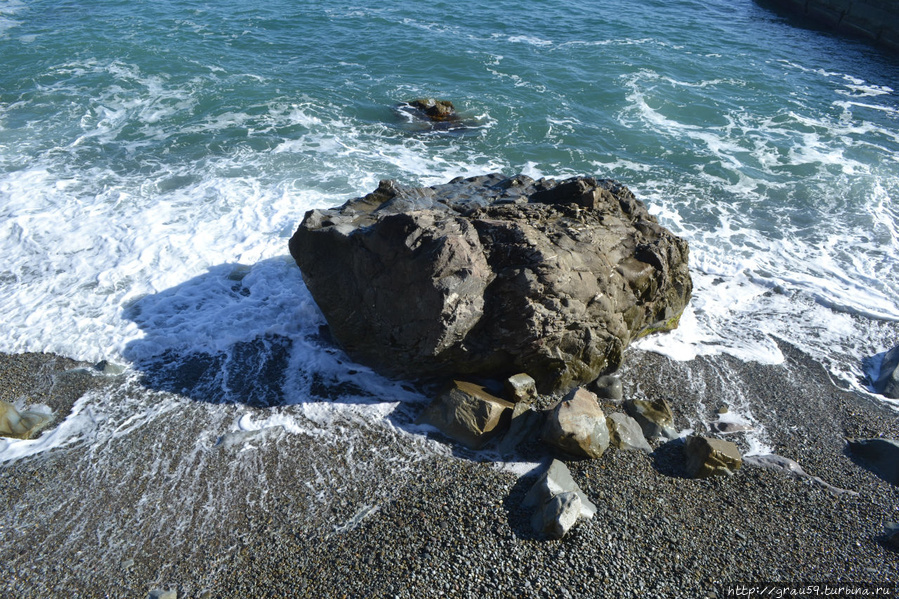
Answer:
[
  {"left": 541, "top": 388, "right": 610, "bottom": 459},
  {"left": 417, "top": 380, "right": 514, "bottom": 449},
  {"left": 606, "top": 412, "right": 652, "bottom": 453},
  {"left": 523, "top": 459, "right": 596, "bottom": 539},
  {"left": 148, "top": 591, "right": 177, "bottom": 599},
  {"left": 624, "top": 397, "right": 678, "bottom": 440},
  {"left": 0, "top": 401, "right": 53, "bottom": 440},
  {"left": 505, "top": 373, "right": 538, "bottom": 404},
  {"left": 290, "top": 174, "right": 692, "bottom": 393},
  {"left": 591, "top": 374, "right": 623, "bottom": 402},
  {"left": 684, "top": 436, "right": 742, "bottom": 478},
  {"left": 497, "top": 402, "right": 544, "bottom": 456},
  {"left": 522, "top": 459, "right": 597, "bottom": 518},
  {"left": 533, "top": 492, "right": 582, "bottom": 540},
  {"left": 847, "top": 438, "right": 899, "bottom": 486}
]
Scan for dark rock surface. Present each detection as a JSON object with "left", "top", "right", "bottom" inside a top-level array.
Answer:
[{"left": 289, "top": 173, "right": 692, "bottom": 392}]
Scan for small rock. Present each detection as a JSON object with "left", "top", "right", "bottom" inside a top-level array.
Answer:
[
  {"left": 542, "top": 388, "right": 610, "bottom": 459},
  {"left": 148, "top": 590, "right": 177, "bottom": 599},
  {"left": 684, "top": 436, "right": 742, "bottom": 478},
  {"left": 591, "top": 374, "right": 623, "bottom": 401},
  {"left": 624, "top": 397, "right": 678, "bottom": 440},
  {"left": 505, "top": 373, "right": 538, "bottom": 404},
  {"left": 847, "top": 438, "right": 899, "bottom": 486},
  {"left": 417, "top": 380, "right": 514, "bottom": 449},
  {"left": 717, "top": 406, "right": 729, "bottom": 414},
  {"left": 606, "top": 412, "right": 652, "bottom": 453},
  {"left": 94, "top": 360, "right": 127, "bottom": 375},
  {"left": 0, "top": 401, "right": 53, "bottom": 440},
  {"left": 407, "top": 98, "right": 458, "bottom": 122}
]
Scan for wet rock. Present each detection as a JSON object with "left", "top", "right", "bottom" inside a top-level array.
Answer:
[
  {"left": 406, "top": 98, "right": 458, "bottom": 122},
  {"left": 871, "top": 346, "right": 899, "bottom": 399},
  {"left": 591, "top": 374, "right": 623, "bottom": 402},
  {"left": 505, "top": 373, "right": 537, "bottom": 404},
  {"left": 523, "top": 459, "right": 596, "bottom": 539},
  {"left": 289, "top": 173, "right": 692, "bottom": 393},
  {"left": 417, "top": 380, "right": 513, "bottom": 449},
  {"left": 216, "top": 426, "right": 284, "bottom": 450},
  {"left": 0, "top": 401, "right": 52, "bottom": 440},
  {"left": 744, "top": 453, "right": 857, "bottom": 496},
  {"left": 847, "top": 438, "right": 899, "bottom": 486},
  {"left": 606, "top": 412, "right": 652, "bottom": 453},
  {"left": 148, "top": 590, "right": 177, "bottom": 599},
  {"left": 624, "top": 397, "right": 678, "bottom": 440},
  {"left": 541, "top": 387, "right": 610, "bottom": 459},
  {"left": 685, "top": 436, "right": 742, "bottom": 478},
  {"left": 497, "top": 402, "right": 544, "bottom": 456}
]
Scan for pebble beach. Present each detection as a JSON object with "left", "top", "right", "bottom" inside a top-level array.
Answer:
[{"left": 1, "top": 341, "right": 897, "bottom": 598}]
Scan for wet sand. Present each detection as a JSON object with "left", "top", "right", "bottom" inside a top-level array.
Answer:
[{"left": 0, "top": 342, "right": 897, "bottom": 598}]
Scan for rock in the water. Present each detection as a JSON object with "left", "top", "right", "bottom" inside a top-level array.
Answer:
[
  {"left": 505, "top": 373, "right": 538, "bottom": 404},
  {"left": 684, "top": 436, "right": 742, "bottom": 478},
  {"left": 417, "top": 380, "right": 514, "bottom": 449},
  {"left": 606, "top": 412, "right": 652, "bottom": 453},
  {"left": 712, "top": 421, "right": 755, "bottom": 434},
  {"left": 289, "top": 173, "right": 692, "bottom": 393},
  {"left": 871, "top": 346, "right": 899, "bottom": 399},
  {"left": 523, "top": 459, "right": 596, "bottom": 539},
  {"left": 0, "top": 401, "right": 52, "bottom": 440},
  {"left": 847, "top": 438, "right": 899, "bottom": 486},
  {"left": 624, "top": 397, "right": 678, "bottom": 440},
  {"left": 541, "top": 387, "right": 610, "bottom": 459},
  {"left": 497, "top": 401, "right": 544, "bottom": 456},
  {"left": 148, "top": 590, "right": 177, "bottom": 599},
  {"left": 591, "top": 374, "right": 623, "bottom": 401},
  {"left": 407, "top": 98, "right": 458, "bottom": 122}
]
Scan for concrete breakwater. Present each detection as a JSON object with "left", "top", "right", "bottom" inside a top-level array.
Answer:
[{"left": 760, "top": 0, "right": 899, "bottom": 52}]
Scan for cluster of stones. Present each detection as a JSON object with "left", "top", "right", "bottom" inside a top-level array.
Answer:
[{"left": 417, "top": 372, "right": 743, "bottom": 539}]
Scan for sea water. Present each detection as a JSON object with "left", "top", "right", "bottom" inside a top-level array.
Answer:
[{"left": 1, "top": 0, "right": 898, "bottom": 462}]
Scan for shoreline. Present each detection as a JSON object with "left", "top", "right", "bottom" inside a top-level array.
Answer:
[{"left": 0, "top": 342, "right": 897, "bottom": 598}]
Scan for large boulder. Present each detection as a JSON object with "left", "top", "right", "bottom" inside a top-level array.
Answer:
[{"left": 290, "top": 173, "right": 692, "bottom": 393}]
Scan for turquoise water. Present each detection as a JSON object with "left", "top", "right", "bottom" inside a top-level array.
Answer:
[{"left": 1, "top": 0, "right": 899, "bottom": 406}]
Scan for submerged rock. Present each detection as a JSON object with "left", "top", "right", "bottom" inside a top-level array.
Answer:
[
  {"left": 542, "top": 387, "right": 610, "bottom": 459},
  {"left": 684, "top": 436, "right": 742, "bottom": 478},
  {"left": 847, "top": 438, "right": 899, "bottom": 486},
  {"left": 406, "top": 98, "right": 458, "bottom": 122},
  {"left": 417, "top": 380, "right": 514, "bottom": 449},
  {"left": 290, "top": 173, "right": 692, "bottom": 393},
  {"left": 886, "top": 522, "right": 899, "bottom": 550},
  {"left": 0, "top": 401, "right": 52, "bottom": 440}
]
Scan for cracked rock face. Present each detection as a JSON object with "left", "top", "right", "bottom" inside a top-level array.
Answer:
[{"left": 289, "top": 173, "right": 692, "bottom": 392}]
